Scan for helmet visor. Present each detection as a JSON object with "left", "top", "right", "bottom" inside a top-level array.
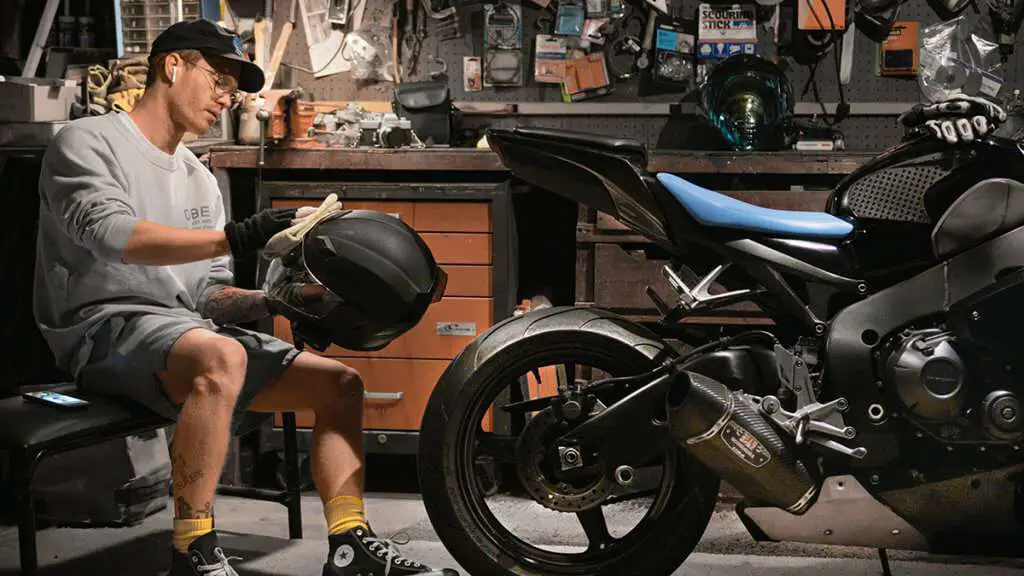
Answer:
[{"left": 263, "top": 256, "right": 344, "bottom": 320}]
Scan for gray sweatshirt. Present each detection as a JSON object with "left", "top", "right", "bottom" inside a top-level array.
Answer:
[{"left": 33, "top": 112, "right": 232, "bottom": 375}]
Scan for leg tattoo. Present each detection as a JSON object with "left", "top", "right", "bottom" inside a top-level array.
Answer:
[{"left": 175, "top": 497, "right": 214, "bottom": 519}]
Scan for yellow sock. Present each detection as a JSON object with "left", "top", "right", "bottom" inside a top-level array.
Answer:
[
  {"left": 325, "top": 495, "right": 368, "bottom": 535},
  {"left": 173, "top": 517, "right": 214, "bottom": 552}
]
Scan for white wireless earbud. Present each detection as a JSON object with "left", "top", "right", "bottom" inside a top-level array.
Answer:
[{"left": 171, "top": 67, "right": 177, "bottom": 84}]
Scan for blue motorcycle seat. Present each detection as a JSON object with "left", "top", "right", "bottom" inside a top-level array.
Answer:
[{"left": 656, "top": 173, "right": 854, "bottom": 239}]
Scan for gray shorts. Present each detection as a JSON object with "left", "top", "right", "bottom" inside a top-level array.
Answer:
[{"left": 77, "top": 312, "right": 301, "bottom": 435}]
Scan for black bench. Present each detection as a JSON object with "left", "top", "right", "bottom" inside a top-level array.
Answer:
[{"left": 0, "top": 384, "right": 305, "bottom": 575}]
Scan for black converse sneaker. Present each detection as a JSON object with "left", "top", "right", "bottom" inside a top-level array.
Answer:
[
  {"left": 170, "top": 531, "right": 242, "bottom": 576},
  {"left": 322, "top": 526, "right": 459, "bottom": 576}
]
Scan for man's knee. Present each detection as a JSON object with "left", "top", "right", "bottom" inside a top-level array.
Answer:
[
  {"left": 191, "top": 338, "right": 248, "bottom": 398},
  {"left": 321, "top": 361, "right": 364, "bottom": 409},
  {"left": 162, "top": 330, "right": 248, "bottom": 405}
]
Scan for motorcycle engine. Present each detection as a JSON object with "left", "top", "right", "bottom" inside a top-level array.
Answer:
[{"left": 881, "top": 328, "right": 1024, "bottom": 442}]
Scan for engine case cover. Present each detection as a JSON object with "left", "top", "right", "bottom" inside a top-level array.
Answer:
[
  {"left": 886, "top": 330, "right": 966, "bottom": 422},
  {"left": 980, "top": 390, "right": 1024, "bottom": 441}
]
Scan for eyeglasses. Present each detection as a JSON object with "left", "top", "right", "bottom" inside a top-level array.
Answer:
[{"left": 193, "top": 62, "right": 242, "bottom": 106}]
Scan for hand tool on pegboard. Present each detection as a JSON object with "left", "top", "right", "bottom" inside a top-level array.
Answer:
[
  {"left": 424, "top": 0, "right": 463, "bottom": 40},
  {"left": 264, "top": 0, "right": 298, "bottom": 91},
  {"left": 427, "top": 39, "right": 448, "bottom": 79},
  {"left": 402, "top": 0, "right": 429, "bottom": 78},
  {"left": 840, "top": 20, "right": 855, "bottom": 85},
  {"left": 253, "top": 104, "right": 271, "bottom": 286},
  {"left": 329, "top": 0, "right": 354, "bottom": 25},
  {"left": 990, "top": 0, "right": 1024, "bottom": 61}
]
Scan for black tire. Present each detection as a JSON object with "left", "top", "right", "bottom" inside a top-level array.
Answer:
[{"left": 418, "top": 306, "right": 721, "bottom": 576}]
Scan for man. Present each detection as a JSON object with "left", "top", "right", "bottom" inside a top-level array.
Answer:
[{"left": 32, "top": 19, "right": 457, "bottom": 576}]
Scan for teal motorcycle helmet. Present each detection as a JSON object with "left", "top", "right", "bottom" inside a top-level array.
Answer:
[{"left": 699, "top": 54, "right": 794, "bottom": 151}]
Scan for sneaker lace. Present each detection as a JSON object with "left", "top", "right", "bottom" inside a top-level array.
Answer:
[
  {"left": 362, "top": 531, "right": 418, "bottom": 576},
  {"left": 195, "top": 547, "right": 242, "bottom": 576}
]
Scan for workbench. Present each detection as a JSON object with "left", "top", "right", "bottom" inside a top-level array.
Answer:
[{"left": 207, "top": 145, "right": 878, "bottom": 175}]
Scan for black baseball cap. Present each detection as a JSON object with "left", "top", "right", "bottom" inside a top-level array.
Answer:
[{"left": 150, "top": 19, "right": 265, "bottom": 93}]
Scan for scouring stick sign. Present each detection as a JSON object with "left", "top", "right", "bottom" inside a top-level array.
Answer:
[{"left": 697, "top": 3, "right": 757, "bottom": 60}]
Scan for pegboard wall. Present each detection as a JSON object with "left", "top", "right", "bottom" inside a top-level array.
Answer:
[{"left": 268, "top": 0, "right": 1024, "bottom": 150}]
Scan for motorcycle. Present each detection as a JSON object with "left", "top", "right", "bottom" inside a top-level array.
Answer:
[{"left": 416, "top": 108, "right": 1024, "bottom": 575}]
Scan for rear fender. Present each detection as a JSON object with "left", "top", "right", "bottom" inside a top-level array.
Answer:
[
  {"left": 420, "top": 306, "right": 684, "bottom": 483},
  {"left": 434, "top": 306, "right": 678, "bottom": 406},
  {"left": 422, "top": 306, "right": 679, "bottom": 460}
]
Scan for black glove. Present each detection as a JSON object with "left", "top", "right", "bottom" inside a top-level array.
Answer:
[
  {"left": 292, "top": 319, "right": 334, "bottom": 352},
  {"left": 898, "top": 95, "right": 1007, "bottom": 144},
  {"left": 224, "top": 208, "right": 297, "bottom": 259}
]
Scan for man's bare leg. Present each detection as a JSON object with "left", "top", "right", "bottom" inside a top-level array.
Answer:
[
  {"left": 247, "top": 352, "right": 458, "bottom": 575},
  {"left": 158, "top": 328, "right": 248, "bottom": 551},
  {"left": 248, "top": 352, "right": 366, "bottom": 528}
]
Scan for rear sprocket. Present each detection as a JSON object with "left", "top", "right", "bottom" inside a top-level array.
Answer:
[{"left": 516, "top": 407, "right": 612, "bottom": 512}]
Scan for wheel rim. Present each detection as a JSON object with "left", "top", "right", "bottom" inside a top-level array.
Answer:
[{"left": 452, "top": 345, "right": 700, "bottom": 573}]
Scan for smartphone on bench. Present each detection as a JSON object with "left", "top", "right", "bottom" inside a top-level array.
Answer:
[{"left": 22, "top": 390, "right": 91, "bottom": 410}]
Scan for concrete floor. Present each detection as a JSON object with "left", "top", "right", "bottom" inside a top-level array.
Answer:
[{"left": 2, "top": 489, "right": 1024, "bottom": 576}]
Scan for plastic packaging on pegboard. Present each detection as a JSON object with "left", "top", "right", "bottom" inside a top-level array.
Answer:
[
  {"left": 919, "top": 15, "right": 1004, "bottom": 104},
  {"left": 344, "top": 27, "right": 395, "bottom": 82}
]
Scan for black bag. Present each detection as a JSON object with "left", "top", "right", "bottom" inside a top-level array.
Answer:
[{"left": 393, "top": 81, "right": 452, "bottom": 146}]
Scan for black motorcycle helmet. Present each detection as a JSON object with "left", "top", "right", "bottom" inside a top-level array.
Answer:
[
  {"left": 263, "top": 209, "right": 447, "bottom": 352},
  {"left": 699, "top": 54, "right": 794, "bottom": 151}
]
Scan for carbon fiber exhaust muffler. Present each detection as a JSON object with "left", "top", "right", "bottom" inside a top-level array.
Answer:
[{"left": 667, "top": 371, "right": 818, "bottom": 514}]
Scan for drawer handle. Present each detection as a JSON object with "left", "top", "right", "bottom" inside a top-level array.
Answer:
[{"left": 365, "top": 391, "right": 404, "bottom": 401}]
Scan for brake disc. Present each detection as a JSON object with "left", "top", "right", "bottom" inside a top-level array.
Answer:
[{"left": 515, "top": 407, "right": 612, "bottom": 512}]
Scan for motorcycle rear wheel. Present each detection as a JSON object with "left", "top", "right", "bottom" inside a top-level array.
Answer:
[{"left": 418, "top": 311, "right": 721, "bottom": 576}]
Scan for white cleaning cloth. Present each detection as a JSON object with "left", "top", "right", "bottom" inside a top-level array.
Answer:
[{"left": 263, "top": 193, "right": 344, "bottom": 259}]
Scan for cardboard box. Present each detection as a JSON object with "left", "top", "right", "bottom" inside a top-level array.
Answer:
[
  {"left": 798, "top": 0, "right": 846, "bottom": 30},
  {"left": 0, "top": 76, "right": 77, "bottom": 122},
  {"left": 879, "top": 21, "right": 919, "bottom": 77}
]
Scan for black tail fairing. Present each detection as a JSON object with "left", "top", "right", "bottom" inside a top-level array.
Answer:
[{"left": 486, "top": 127, "right": 681, "bottom": 251}]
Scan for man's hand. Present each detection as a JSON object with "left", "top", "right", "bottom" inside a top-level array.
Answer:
[
  {"left": 265, "top": 281, "right": 329, "bottom": 315},
  {"left": 223, "top": 208, "right": 298, "bottom": 259},
  {"left": 899, "top": 95, "right": 1007, "bottom": 144}
]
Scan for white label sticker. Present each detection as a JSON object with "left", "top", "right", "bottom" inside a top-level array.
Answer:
[
  {"left": 437, "top": 322, "right": 477, "bottom": 336},
  {"left": 980, "top": 73, "right": 1002, "bottom": 98}
]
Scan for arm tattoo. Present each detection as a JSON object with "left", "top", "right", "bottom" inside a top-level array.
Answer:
[{"left": 200, "top": 286, "right": 270, "bottom": 325}]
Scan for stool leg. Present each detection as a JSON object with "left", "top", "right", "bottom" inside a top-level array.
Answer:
[
  {"left": 14, "top": 449, "right": 43, "bottom": 575},
  {"left": 282, "top": 411, "right": 303, "bottom": 539}
]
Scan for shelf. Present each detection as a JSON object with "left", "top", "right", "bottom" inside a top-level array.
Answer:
[
  {"left": 208, "top": 145, "right": 878, "bottom": 175},
  {"left": 646, "top": 150, "right": 873, "bottom": 175}
]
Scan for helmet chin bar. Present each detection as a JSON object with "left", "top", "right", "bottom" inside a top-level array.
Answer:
[
  {"left": 430, "top": 266, "right": 449, "bottom": 303},
  {"left": 289, "top": 319, "right": 334, "bottom": 352}
]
